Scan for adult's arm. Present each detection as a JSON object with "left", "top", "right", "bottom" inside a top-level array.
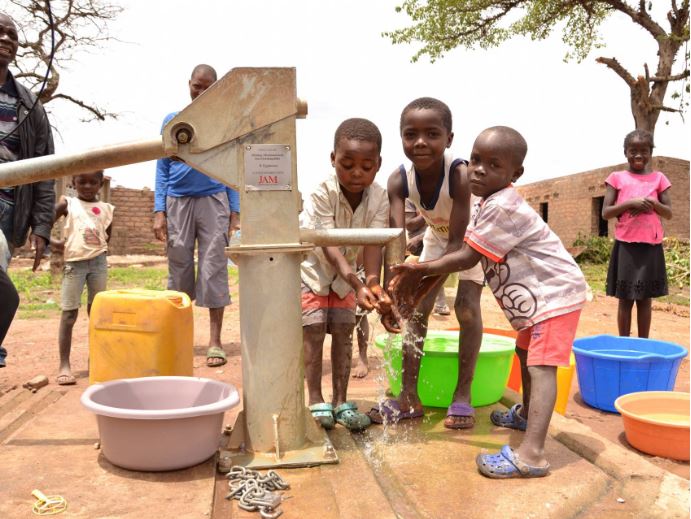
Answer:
[{"left": 227, "top": 187, "right": 240, "bottom": 231}]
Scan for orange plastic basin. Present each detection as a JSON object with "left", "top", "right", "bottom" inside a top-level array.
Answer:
[{"left": 614, "top": 391, "right": 690, "bottom": 461}]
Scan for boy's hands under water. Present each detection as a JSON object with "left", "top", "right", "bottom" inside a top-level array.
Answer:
[
  {"left": 388, "top": 262, "right": 442, "bottom": 321},
  {"left": 389, "top": 262, "right": 426, "bottom": 320},
  {"left": 376, "top": 261, "right": 430, "bottom": 334},
  {"left": 357, "top": 283, "right": 403, "bottom": 334},
  {"left": 356, "top": 282, "right": 397, "bottom": 315}
]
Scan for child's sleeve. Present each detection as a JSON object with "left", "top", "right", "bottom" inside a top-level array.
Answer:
[
  {"left": 658, "top": 172, "right": 672, "bottom": 193},
  {"left": 369, "top": 190, "right": 390, "bottom": 229},
  {"left": 605, "top": 171, "right": 621, "bottom": 189},
  {"left": 464, "top": 200, "right": 527, "bottom": 262},
  {"left": 306, "top": 183, "right": 335, "bottom": 230}
]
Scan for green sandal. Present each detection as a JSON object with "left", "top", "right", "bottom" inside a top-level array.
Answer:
[
  {"left": 206, "top": 346, "right": 227, "bottom": 367},
  {"left": 309, "top": 403, "right": 335, "bottom": 429},
  {"left": 334, "top": 402, "right": 371, "bottom": 431}
]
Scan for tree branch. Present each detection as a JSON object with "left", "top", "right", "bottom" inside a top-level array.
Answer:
[
  {"left": 651, "top": 104, "right": 682, "bottom": 113},
  {"left": 650, "top": 70, "right": 691, "bottom": 82},
  {"left": 51, "top": 93, "right": 118, "bottom": 122},
  {"left": 595, "top": 56, "right": 637, "bottom": 86},
  {"left": 602, "top": 0, "right": 666, "bottom": 39}
]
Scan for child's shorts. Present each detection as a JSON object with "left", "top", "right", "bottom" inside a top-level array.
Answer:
[
  {"left": 516, "top": 310, "right": 581, "bottom": 367},
  {"left": 301, "top": 283, "right": 356, "bottom": 328},
  {"left": 61, "top": 253, "right": 108, "bottom": 311}
]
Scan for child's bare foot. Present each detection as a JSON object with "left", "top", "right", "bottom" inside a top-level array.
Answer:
[{"left": 351, "top": 358, "right": 369, "bottom": 378}]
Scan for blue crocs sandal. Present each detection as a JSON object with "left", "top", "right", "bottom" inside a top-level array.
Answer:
[
  {"left": 490, "top": 403, "right": 527, "bottom": 431},
  {"left": 476, "top": 445, "right": 550, "bottom": 479},
  {"left": 334, "top": 402, "right": 371, "bottom": 431},
  {"left": 309, "top": 403, "right": 335, "bottom": 430}
]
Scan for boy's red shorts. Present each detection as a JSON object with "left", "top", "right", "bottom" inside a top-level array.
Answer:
[
  {"left": 301, "top": 284, "right": 356, "bottom": 327},
  {"left": 516, "top": 310, "right": 581, "bottom": 367}
]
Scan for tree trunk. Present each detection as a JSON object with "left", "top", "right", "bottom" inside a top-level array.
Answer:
[
  {"left": 629, "top": 27, "right": 686, "bottom": 140},
  {"left": 630, "top": 76, "right": 658, "bottom": 136}
]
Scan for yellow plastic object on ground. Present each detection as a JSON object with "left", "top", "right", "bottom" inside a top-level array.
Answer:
[
  {"left": 31, "top": 489, "right": 67, "bottom": 515},
  {"left": 554, "top": 353, "right": 576, "bottom": 415},
  {"left": 512, "top": 352, "right": 576, "bottom": 415},
  {"left": 89, "top": 289, "right": 193, "bottom": 384}
]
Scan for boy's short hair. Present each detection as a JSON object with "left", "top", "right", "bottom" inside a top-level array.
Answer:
[
  {"left": 623, "top": 129, "right": 654, "bottom": 150},
  {"left": 334, "top": 118, "right": 382, "bottom": 153},
  {"left": 400, "top": 97, "right": 452, "bottom": 133},
  {"left": 483, "top": 126, "right": 528, "bottom": 166}
]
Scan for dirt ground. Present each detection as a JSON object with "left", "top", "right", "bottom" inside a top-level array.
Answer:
[{"left": 1, "top": 257, "right": 688, "bottom": 481}]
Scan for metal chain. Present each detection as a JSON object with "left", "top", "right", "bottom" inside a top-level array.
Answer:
[{"left": 226, "top": 466, "right": 290, "bottom": 518}]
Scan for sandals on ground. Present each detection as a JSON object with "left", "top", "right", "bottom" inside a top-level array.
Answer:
[
  {"left": 490, "top": 403, "right": 527, "bottom": 431},
  {"left": 334, "top": 402, "right": 371, "bottom": 431},
  {"left": 309, "top": 402, "right": 335, "bottom": 430},
  {"left": 476, "top": 445, "right": 550, "bottom": 479}
]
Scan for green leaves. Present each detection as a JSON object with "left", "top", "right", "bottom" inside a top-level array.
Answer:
[{"left": 384, "top": 0, "right": 610, "bottom": 63}]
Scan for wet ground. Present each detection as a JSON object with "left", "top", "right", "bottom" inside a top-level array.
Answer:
[{"left": 0, "top": 258, "right": 688, "bottom": 517}]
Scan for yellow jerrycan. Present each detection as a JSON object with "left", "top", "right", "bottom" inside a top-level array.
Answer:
[{"left": 89, "top": 289, "right": 193, "bottom": 384}]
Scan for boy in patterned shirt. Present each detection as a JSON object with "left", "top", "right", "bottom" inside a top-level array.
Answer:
[{"left": 390, "top": 126, "right": 586, "bottom": 479}]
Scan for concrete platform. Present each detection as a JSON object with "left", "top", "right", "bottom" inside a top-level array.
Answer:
[{"left": 0, "top": 386, "right": 687, "bottom": 518}]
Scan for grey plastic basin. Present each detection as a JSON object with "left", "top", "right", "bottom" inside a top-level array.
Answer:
[{"left": 81, "top": 376, "right": 240, "bottom": 471}]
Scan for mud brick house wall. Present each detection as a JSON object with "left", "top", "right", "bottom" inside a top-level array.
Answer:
[
  {"left": 108, "top": 186, "right": 165, "bottom": 255},
  {"left": 516, "top": 157, "right": 689, "bottom": 247}
]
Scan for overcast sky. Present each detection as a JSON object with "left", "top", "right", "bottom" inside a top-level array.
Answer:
[{"left": 20, "top": 0, "right": 690, "bottom": 195}]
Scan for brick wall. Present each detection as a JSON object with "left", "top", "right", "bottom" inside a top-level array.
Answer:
[
  {"left": 516, "top": 156, "right": 689, "bottom": 247},
  {"left": 108, "top": 186, "right": 165, "bottom": 255}
]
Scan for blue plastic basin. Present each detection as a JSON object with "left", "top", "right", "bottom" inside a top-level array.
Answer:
[{"left": 573, "top": 335, "right": 688, "bottom": 413}]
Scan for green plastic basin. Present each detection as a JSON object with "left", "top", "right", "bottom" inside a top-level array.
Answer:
[{"left": 374, "top": 330, "right": 515, "bottom": 407}]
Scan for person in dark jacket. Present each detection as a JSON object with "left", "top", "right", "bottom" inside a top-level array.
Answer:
[{"left": 0, "top": 12, "right": 55, "bottom": 366}]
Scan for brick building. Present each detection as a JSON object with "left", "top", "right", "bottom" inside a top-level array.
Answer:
[
  {"left": 108, "top": 186, "right": 165, "bottom": 255},
  {"left": 516, "top": 156, "right": 689, "bottom": 247}
]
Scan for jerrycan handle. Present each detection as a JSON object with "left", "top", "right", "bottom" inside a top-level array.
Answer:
[{"left": 166, "top": 291, "right": 191, "bottom": 309}]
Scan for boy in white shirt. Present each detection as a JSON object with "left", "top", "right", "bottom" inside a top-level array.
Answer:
[{"left": 301, "top": 118, "right": 392, "bottom": 431}]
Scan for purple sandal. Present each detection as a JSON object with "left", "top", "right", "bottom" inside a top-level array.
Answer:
[{"left": 444, "top": 402, "right": 475, "bottom": 430}]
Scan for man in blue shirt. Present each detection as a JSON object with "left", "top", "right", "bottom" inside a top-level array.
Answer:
[{"left": 153, "top": 64, "right": 239, "bottom": 367}]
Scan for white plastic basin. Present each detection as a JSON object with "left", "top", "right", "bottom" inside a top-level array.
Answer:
[{"left": 81, "top": 376, "right": 240, "bottom": 471}]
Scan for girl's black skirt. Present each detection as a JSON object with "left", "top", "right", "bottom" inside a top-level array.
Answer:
[{"left": 606, "top": 240, "right": 668, "bottom": 300}]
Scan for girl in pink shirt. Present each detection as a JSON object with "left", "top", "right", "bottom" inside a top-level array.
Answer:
[{"left": 602, "top": 129, "right": 672, "bottom": 338}]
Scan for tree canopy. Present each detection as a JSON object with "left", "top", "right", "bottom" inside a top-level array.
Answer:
[
  {"left": 6, "top": 0, "right": 122, "bottom": 121},
  {"left": 385, "top": 1, "right": 689, "bottom": 136}
]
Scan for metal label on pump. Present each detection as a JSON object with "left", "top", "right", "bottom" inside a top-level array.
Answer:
[{"left": 244, "top": 144, "right": 292, "bottom": 191}]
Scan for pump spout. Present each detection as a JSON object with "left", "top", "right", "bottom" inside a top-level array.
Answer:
[{"left": 299, "top": 227, "right": 405, "bottom": 268}]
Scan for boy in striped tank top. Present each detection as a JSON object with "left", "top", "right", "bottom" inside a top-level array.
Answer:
[
  {"left": 391, "top": 127, "right": 586, "bottom": 478},
  {"left": 369, "top": 97, "right": 484, "bottom": 430}
]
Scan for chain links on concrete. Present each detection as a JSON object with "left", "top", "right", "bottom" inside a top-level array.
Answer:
[{"left": 226, "top": 466, "right": 290, "bottom": 518}]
